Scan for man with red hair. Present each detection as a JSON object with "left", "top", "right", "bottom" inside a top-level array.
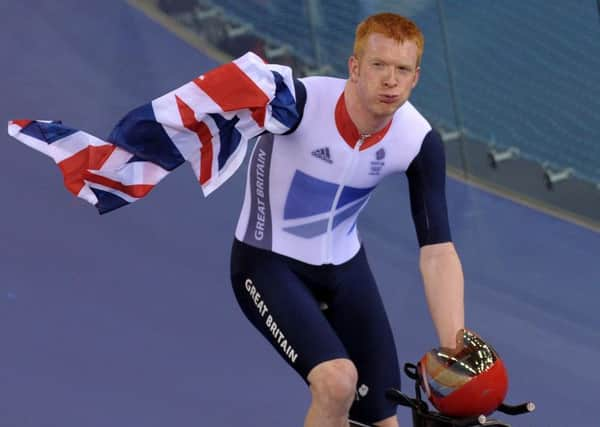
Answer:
[{"left": 230, "top": 13, "right": 464, "bottom": 427}]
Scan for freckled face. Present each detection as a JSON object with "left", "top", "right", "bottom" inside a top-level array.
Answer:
[{"left": 349, "top": 33, "right": 420, "bottom": 121}]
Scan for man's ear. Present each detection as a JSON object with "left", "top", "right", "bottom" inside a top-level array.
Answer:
[
  {"left": 348, "top": 55, "right": 360, "bottom": 82},
  {"left": 412, "top": 66, "right": 421, "bottom": 88}
]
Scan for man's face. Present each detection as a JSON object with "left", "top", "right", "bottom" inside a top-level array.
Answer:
[{"left": 349, "top": 33, "right": 420, "bottom": 120}]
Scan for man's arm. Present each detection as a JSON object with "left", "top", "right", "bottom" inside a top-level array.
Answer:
[
  {"left": 406, "top": 129, "right": 464, "bottom": 347},
  {"left": 420, "top": 242, "right": 464, "bottom": 348},
  {"left": 8, "top": 52, "right": 304, "bottom": 214}
]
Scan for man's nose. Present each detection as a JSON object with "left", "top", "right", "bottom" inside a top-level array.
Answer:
[{"left": 382, "top": 66, "right": 399, "bottom": 87}]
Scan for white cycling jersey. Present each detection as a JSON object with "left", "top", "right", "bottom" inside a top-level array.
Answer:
[{"left": 235, "top": 76, "right": 432, "bottom": 265}]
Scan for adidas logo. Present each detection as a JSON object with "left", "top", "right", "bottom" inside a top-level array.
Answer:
[{"left": 311, "top": 147, "right": 333, "bottom": 164}]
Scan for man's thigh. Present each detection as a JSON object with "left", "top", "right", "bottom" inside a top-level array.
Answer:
[
  {"left": 326, "top": 247, "right": 401, "bottom": 424},
  {"left": 230, "top": 239, "right": 348, "bottom": 380}
]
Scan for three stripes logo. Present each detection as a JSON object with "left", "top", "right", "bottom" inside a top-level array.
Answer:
[{"left": 311, "top": 147, "right": 333, "bottom": 164}]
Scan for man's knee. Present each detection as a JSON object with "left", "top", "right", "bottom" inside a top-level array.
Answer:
[
  {"left": 308, "top": 358, "right": 358, "bottom": 406},
  {"left": 373, "top": 415, "right": 399, "bottom": 427}
]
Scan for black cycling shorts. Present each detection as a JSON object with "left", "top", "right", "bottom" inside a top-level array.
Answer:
[{"left": 230, "top": 239, "right": 400, "bottom": 423}]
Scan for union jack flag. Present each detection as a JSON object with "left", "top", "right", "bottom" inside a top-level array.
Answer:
[{"left": 7, "top": 52, "right": 300, "bottom": 214}]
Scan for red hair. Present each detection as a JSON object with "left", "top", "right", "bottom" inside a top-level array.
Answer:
[{"left": 354, "top": 13, "right": 424, "bottom": 65}]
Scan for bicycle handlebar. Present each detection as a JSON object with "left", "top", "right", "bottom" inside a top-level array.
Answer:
[{"left": 497, "top": 401, "right": 536, "bottom": 415}]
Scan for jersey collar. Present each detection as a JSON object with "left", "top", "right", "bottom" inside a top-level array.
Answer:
[{"left": 335, "top": 92, "right": 393, "bottom": 150}]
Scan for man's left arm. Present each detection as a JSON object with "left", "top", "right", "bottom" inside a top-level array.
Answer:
[
  {"left": 406, "top": 129, "right": 465, "bottom": 348},
  {"left": 420, "top": 242, "right": 464, "bottom": 348}
]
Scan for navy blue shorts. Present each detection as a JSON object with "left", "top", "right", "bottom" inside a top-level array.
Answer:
[{"left": 230, "top": 239, "right": 400, "bottom": 423}]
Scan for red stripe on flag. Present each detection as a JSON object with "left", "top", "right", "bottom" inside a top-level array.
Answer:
[
  {"left": 193, "top": 62, "right": 269, "bottom": 127},
  {"left": 82, "top": 171, "right": 154, "bottom": 198},
  {"left": 250, "top": 105, "right": 266, "bottom": 127},
  {"left": 11, "top": 119, "right": 33, "bottom": 129},
  {"left": 176, "top": 95, "right": 213, "bottom": 185},
  {"left": 58, "top": 144, "right": 116, "bottom": 195}
]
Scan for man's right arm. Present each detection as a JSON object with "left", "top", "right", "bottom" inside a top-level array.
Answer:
[{"left": 8, "top": 52, "right": 305, "bottom": 214}]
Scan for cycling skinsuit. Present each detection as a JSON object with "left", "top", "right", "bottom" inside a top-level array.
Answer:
[{"left": 230, "top": 74, "right": 451, "bottom": 424}]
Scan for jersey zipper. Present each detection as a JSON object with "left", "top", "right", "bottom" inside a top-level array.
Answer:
[{"left": 323, "top": 135, "right": 367, "bottom": 263}]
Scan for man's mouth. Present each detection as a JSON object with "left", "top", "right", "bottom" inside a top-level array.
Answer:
[{"left": 379, "top": 95, "right": 400, "bottom": 104}]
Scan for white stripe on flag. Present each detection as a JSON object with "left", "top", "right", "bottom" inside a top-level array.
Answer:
[
  {"left": 233, "top": 53, "right": 276, "bottom": 98},
  {"left": 200, "top": 114, "right": 220, "bottom": 181},
  {"left": 267, "top": 63, "right": 297, "bottom": 99},
  {"left": 264, "top": 114, "right": 290, "bottom": 135},
  {"left": 84, "top": 181, "right": 139, "bottom": 204},
  {"left": 201, "top": 140, "right": 247, "bottom": 196},
  {"left": 48, "top": 131, "right": 110, "bottom": 163},
  {"left": 233, "top": 109, "right": 264, "bottom": 138},
  {"left": 77, "top": 184, "right": 99, "bottom": 205},
  {"left": 8, "top": 122, "right": 25, "bottom": 137},
  {"left": 98, "top": 147, "right": 134, "bottom": 171},
  {"left": 89, "top": 160, "right": 169, "bottom": 187},
  {"left": 153, "top": 93, "right": 202, "bottom": 161}
]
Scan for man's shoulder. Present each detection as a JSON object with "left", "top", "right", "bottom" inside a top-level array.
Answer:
[
  {"left": 299, "top": 76, "right": 346, "bottom": 93},
  {"left": 394, "top": 100, "right": 430, "bottom": 123},
  {"left": 392, "top": 100, "right": 432, "bottom": 136}
]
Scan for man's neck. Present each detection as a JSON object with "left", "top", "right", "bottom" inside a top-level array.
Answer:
[{"left": 343, "top": 83, "right": 391, "bottom": 136}]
